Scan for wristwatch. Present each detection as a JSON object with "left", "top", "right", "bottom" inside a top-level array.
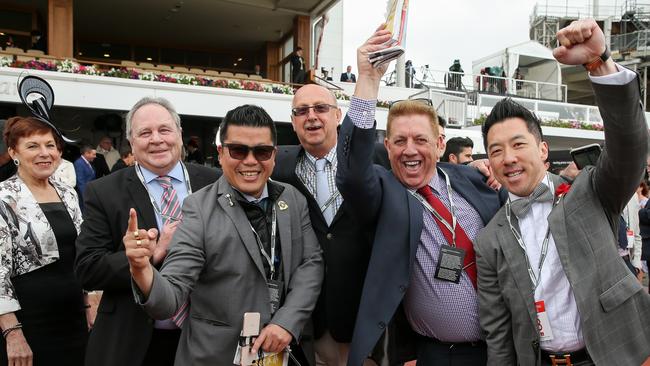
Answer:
[{"left": 583, "top": 48, "right": 611, "bottom": 72}]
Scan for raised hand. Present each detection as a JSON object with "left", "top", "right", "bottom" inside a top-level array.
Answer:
[
  {"left": 553, "top": 19, "right": 617, "bottom": 75},
  {"left": 354, "top": 24, "right": 394, "bottom": 100},
  {"left": 123, "top": 208, "right": 156, "bottom": 296}
]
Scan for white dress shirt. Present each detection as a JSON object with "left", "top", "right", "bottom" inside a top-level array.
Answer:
[{"left": 509, "top": 175, "right": 584, "bottom": 352}]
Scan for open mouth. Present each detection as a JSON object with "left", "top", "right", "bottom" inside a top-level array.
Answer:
[
  {"left": 305, "top": 125, "right": 322, "bottom": 132},
  {"left": 403, "top": 160, "right": 421, "bottom": 171},
  {"left": 35, "top": 162, "right": 52, "bottom": 167},
  {"left": 239, "top": 171, "right": 261, "bottom": 180},
  {"left": 505, "top": 170, "right": 523, "bottom": 178}
]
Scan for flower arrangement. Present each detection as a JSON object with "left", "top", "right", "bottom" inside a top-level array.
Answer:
[
  {"left": 0, "top": 57, "right": 11, "bottom": 68},
  {"left": 473, "top": 114, "right": 604, "bottom": 131}
]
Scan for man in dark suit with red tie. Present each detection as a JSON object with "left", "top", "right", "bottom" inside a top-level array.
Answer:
[{"left": 336, "top": 25, "right": 506, "bottom": 366}]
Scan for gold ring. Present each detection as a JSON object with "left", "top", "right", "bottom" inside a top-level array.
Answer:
[
  {"left": 136, "top": 240, "right": 142, "bottom": 246},
  {"left": 133, "top": 231, "right": 140, "bottom": 239}
]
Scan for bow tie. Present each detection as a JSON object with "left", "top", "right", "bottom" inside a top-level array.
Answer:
[{"left": 510, "top": 183, "right": 553, "bottom": 218}]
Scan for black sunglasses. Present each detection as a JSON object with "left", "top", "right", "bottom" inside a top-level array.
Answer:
[
  {"left": 388, "top": 98, "right": 433, "bottom": 110},
  {"left": 291, "top": 103, "right": 338, "bottom": 117},
  {"left": 223, "top": 143, "right": 275, "bottom": 161}
]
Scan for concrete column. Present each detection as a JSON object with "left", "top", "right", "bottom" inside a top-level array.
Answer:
[{"left": 48, "top": 0, "right": 73, "bottom": 58}]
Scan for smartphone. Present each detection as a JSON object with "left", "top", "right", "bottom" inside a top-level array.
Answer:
[{"left": 570, "top": 143, "right": 602, "bottom": 170}]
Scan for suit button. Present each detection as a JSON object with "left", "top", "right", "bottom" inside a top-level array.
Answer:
[
  {"left": 326, "top": 233, "right": 333, "bottom": 240},
  {"left": 531, "top": 340, "right": 539, "bottom": 349},
  {"left": 399, "top": 285, "right": 407, "bottom": 293},
  {"left": 378, "top": 321, "right": 386, "bottom": 329}
]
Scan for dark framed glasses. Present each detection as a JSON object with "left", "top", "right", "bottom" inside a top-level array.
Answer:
[
  {"left": 388, "top": 98, "right": 433, "bottom": 110},
  {"left": 291, "top": 103, "right": 338, "bottom": 117},
  {"left": 223, "top": 143, "right": 275, "bottom": 161}
]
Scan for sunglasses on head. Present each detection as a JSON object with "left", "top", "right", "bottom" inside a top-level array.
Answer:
[
  {"left": 291, "top": 103, "right": 338, "bottom": 117},
  {"left": 223, "top": 143, "right": 275, "bottom": 161},
  {"left": 388, "top": 98, "right": 433, "bottom": 110}
]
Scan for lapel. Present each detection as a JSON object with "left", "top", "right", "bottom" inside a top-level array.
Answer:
[
  {"left": 185, "top": 164, "right": 205, "bottom": 192},
  {"left": 495, "top": 214, "right": 538, "bottom": 325},
  {"left": 275, "top": 191, "right": 293, "bottom": 291},
  {"left": 444, "top": 166, "right": 491, "bottom": 224},
  {"left": 216, "top": 178, "right": 267, "bottom": 280},
  {"left": 125, "top": 169, "right": 158, "bottom": 230},
  {"left": 546, "top": 174, "right": 575, "bottom": 287},
  {"left": 406, "top": 185, "right": 423, "bottom": 266}
]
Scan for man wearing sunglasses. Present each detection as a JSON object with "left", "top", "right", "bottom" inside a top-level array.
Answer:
[
  {"left": 273, "top": 84, "right": 374, "bottom": 366},
  {"left": 126, "top": 104, "right": 324, "bottom": 366},
  {"left": 337, "top": 25, "right": 506, "bottom": 366}
]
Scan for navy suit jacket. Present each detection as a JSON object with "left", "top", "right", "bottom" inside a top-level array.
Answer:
[
  {"left": 74, "top": 157, "right": 95, "bottom": 208},
  {"left": 336, "top": 115, "right": 505, "bottom": 365}
]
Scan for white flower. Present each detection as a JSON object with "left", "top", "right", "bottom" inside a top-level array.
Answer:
[{"left": 0, "top": 57, "right": 11, "bottom": 67}]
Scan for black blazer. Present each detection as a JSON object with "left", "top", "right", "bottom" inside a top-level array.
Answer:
[
  {"left": 336, "top": 116, "right": 506, "bottom": 365},
  {"left": 272, "top": 146, "right": 373, "bottom": 343},
  {"left": 340, "top": 73, "right": 356, "bottom": 82},
  {"left": 75, "top": 164, "right": 220, "bottom": 366}
]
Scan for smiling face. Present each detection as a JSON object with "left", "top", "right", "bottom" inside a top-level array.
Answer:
[
  {"left": 385, "top": 114, "right": 438, "bottom": 189},
  {"left": 291, "top": 84, "right": 341, "bottom": 158},
  {"left": 130, "top": 103, "right": 182, "bottom": 176},
  {"left": 9, "top": 131, "right": 61, "bottom": 183},
  {"left": 486, "top": 117, "right": 548, "bottom": 197},
  {"left": 218, "top": 125, "right": 276, "bottom": 198}
]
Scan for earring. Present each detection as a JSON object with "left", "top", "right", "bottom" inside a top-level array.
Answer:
[{"left": 12, "top": 158, "right": 19, "bottom": 166}]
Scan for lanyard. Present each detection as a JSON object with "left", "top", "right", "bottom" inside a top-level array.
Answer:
[
  {"left": 410, "top": 169, "right": 458, "bottom": 247},
  {"left": 250, "top": 205, "right": 278, "bottom": 280},
  {"left": 134, "top": 162, "right": 192, "bottom": 224},
  {"left": 504, "top": 180, "right": 555, "bottom": 290}
]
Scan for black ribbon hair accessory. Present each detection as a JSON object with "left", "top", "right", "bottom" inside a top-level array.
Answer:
[{"left": 18, "top": 75, "right": 76, "bottom": 143}]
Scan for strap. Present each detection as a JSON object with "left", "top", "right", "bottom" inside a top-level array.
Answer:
[{"left": 417, "top": 186, "right": 477, "bottom": 289}]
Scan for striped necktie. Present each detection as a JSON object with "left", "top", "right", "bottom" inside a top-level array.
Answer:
[
  {"left": 155, "top": 176, "right": 182, "bottom": 224},
  {"left": 156, "top": 176, "right": 188, "bottom": 327}
]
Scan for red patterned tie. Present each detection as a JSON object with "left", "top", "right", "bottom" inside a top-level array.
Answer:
[
  {"left": 156, "top": 176, "right": 182, "bottom": 224},
  {"left": 417, "top": 185, "right": 477, "bottom": 289}
]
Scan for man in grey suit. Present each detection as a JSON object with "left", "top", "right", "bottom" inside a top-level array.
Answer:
[
  {"left": 125, "top": 104, "right": 324, "bottom": 365},
  {"left": 476, "top": 19, "right": 650, "bottom": 366}
]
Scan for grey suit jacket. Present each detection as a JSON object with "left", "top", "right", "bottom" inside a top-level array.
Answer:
[
  {"left": 475, "top": 76, "right": 650, "bottom": 365},
  {"left": 137, "top": 177, "right": 324, "bottom": 366}
]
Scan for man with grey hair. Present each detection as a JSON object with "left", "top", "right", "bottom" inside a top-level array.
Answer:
[
  {"left": 96, "top": 136, "right": 121, "bottom": 170},
  {"left": 75, "top": 96, "right": 220, "bottom": 366}
]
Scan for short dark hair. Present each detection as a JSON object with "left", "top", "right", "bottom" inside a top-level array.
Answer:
[
  {"left": 442, "top": 137, "right": 474, "bottom": 162},
  {"left": 438, "top": 116, "right": 447, "bottom": 128},
  {"left": 220, "top": 105, "right": 277, "bottom": 146},
  {"left": 119, "top": 145, "right": 132, "bottom": 158},
  {"left": 481, "top": 98, "right": 543, "bottom": 150},
  {"left": 80, "top": 144, "right": 94, "bottom": 154}
]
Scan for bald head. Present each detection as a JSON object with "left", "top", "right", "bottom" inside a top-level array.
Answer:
[
  {"left": 290, "top": 84, "right": 341, "bottom": 158},
  {"left": 292, "top": 84, "right": 337, "bottom": 107}
]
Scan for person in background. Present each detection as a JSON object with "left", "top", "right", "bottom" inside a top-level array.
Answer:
[
  {"left": 111, "top": 145, "right": 135, "bottom": 173},
  {"left": 291, "top": 47, "right": 306, "bottom": 84},
  {"left": 53, "top": 158, "right": 76, "bottom": 188},
  {"left": 341, "top": 65, "right": 356, "bottom": 83},
  {"left": 0, "top": 116, "right": 88, "bottom": 365},
  {"left": 0, "top": 120, "right": 17, "bottom": 182},
  {"left": 96, "top": 136, "right": 120, "bottom": 170},
  {"left": 441, "top": 137, "right": 474, "bottom": 165},
  {"left": 185, "top": 138, "right": 204, "bottom": 165},
  {"left": 74, "top": 144, "right": 96, "bottom": 210},
  {"left": 254, "top": 64, "right": 264, "bottom": 78},
  {"left": 436, "top": 116, "right": 447, "bottom": 161}
]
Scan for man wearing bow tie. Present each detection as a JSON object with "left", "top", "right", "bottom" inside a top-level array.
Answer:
[{"left": 476, "top": 18, "right": 650, "bottom": 366}]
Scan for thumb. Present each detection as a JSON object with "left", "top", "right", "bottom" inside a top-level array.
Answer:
[
  {"left": 147, "top": 228, "right": 158, "bottom": 240},
  {"left": 552, "top": 46, "right": 568, "bottom": 61}
]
